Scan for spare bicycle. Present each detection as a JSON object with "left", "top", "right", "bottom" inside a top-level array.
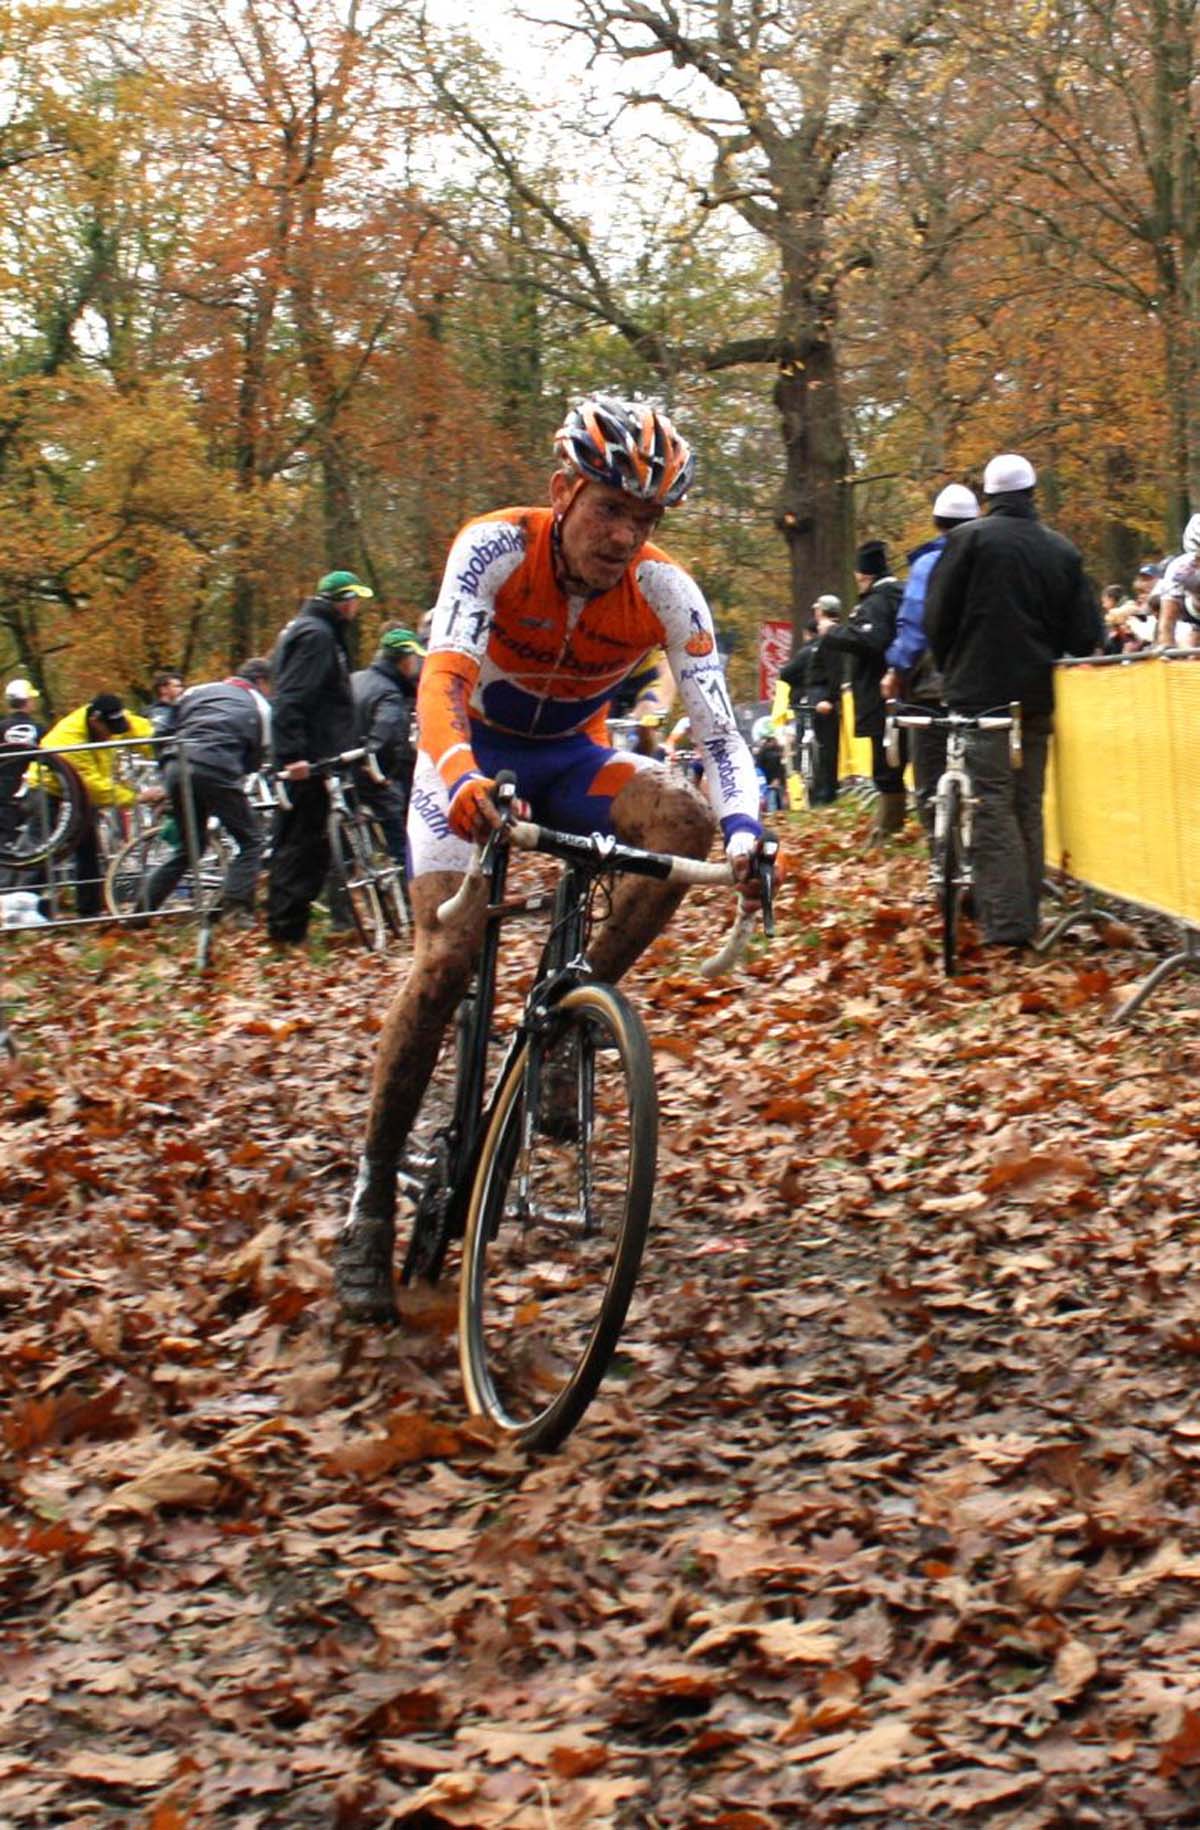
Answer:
[
  {"left": 278, "top": 747, "right": 409, "bottom": 950},
  {"left": 388, "top": 776, "right": 777, "bottom": 1452},
  {"left": 886, "top": 700, "right": 1023, "bottom": 975}
]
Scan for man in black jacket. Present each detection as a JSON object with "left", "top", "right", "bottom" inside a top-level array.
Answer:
[
  {"left": 925, "top": 453, "right": 1102, "bottom": 948},
  {"left": 779, "top": 596, "right": 842, "bottom": 805},
  {"left": 351, "top": 625, "right": 424, "bottom": 863},
  {"left": 267, "top": 569, "right": 371, "bottom": 944},
  {"left": 821, "top": 542, "right": 906, "bottom": 840},
  {"left": 143, "top": 660, "right": 273, "bottom": 924}
]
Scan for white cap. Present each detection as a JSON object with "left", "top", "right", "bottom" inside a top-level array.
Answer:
[
  {"left": 932, "top": 484, "right": 980, "bottom": 521},
  {"left": 983, "top": 453, "right": 1036, "bottom": 494},
  {"left": 5, "top": 677, "right": 37, "bottom": 702}
]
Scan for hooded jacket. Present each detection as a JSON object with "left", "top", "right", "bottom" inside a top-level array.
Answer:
[
  {"left": 924, "top": 496, "right": 1102, "bottom": 715},
  {"left": 820, "top": 576, "right": 903, "bottom": 738},
  {"left": 270, "top": 597, "right": 356, "bottom": 768}
]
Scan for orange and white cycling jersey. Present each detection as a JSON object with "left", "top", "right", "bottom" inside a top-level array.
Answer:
[{"left": 418, "top": 505, "right": 760, "bottom": 846}]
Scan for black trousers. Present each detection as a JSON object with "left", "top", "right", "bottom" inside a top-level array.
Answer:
[
  {"left": 146, "top": 765, "right": 264, "bottom": 912},
  {"left": 266, "top": 779, "right": 330, "bottom": 942}
]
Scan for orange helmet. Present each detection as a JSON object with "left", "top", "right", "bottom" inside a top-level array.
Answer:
[{"left": 554, "top": 392, "right": 695, "bottom": 507}]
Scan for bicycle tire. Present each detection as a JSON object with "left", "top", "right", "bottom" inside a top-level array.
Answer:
[
  {"left": 459, "top": 981, "right": 657, "bottom": 1453},
  {"left": 0, "top": 755, "right": 88, "bottom": 870},
  {"left": 329, "top": 816, "right": 386, "bottom": 951},
  {"left": 104, "top": 819, "right": 229, "bottom": 917},
  {"left": 940, "top": 778, "right": 963, "bottom": 977},
  {"left": 363, "top": 815, "right": 411, "bottom": 938}
]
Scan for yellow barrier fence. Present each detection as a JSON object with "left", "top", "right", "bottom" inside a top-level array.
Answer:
[{"left": 1048, "top": 653, "right": 1200, "bottom": 926}]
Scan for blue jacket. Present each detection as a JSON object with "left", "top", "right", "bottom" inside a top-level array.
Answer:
[{"left": 886, "top": 536, "right": 945, "bottom": 673}]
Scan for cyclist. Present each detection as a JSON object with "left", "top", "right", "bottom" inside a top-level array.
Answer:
[{"left": 337, "top": 391, "right": 764, "bottom": 1323}]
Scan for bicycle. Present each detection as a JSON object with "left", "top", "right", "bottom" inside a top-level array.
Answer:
[
  {"left": 885, "top": 699, "right": 1023, "bottom": 975},
  {"left": 0, "top": 743, "right": 90, "bottom": 873},
  {"left": 104, "top": 814, "right": 233, "bottom": 918},
  {"left": 388, "top": 775, "right": 777, "bottom": 1452},
  {"left": 279, "top": 748, "right": 409, "bottom": 951}
]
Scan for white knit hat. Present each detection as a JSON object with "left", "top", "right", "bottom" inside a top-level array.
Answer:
[
  {"left": 982, "top": 453, "right": 1036, "bottom": 494},
  {"left": 932, "top": 484, "right": 980, "bottom": 520}
]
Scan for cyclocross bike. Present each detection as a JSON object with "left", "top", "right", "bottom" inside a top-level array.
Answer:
[
  {"left": 278, "top": 747, "right": 410, "bottom": 950},
  {"left": 885, "top": 700, "right": 1023, "bottom": 975},
  {"left": 391, "top": 774, "right": 777, "bottom": 1453}
]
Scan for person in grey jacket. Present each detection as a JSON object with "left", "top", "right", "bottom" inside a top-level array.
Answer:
[
  {"left": 351, "top": 625, "right": 424, "bottom": 863},
  {"left": 143, "top": 661, "right": 273, "bottom": 925},
  {"left": 925, "top": 453, "right": 1102, "bottom": 949}
]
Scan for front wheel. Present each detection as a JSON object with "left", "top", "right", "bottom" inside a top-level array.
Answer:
[
  {"left": 459, "top": 981, "right": 657, "bottom": 1453},
  {"left": 328, "top": 815, "right": 386, "bottom": 951},
  {"left": 939, "top": 778, "right": 964, "bottom": 976}
]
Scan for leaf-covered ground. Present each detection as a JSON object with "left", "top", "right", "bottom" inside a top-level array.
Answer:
[{"left": 2, "top": 807, "right": 1199, "bottom": 1828}]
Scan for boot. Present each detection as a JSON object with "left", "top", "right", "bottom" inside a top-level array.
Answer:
[
  {"left": 334, "top": 1156, "right": 398, "bottom": 1324},
  {"left": 862, "top": 791, "right": 907, "bottom": 851}
]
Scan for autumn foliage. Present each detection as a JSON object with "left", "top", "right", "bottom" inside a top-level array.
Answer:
[{"left": 2, "top": 811, "right": 1198, "bottom": 1824}]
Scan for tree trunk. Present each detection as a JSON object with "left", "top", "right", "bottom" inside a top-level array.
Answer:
[{"left": 775, "top": 336, "right": 852, "bottom": 633}]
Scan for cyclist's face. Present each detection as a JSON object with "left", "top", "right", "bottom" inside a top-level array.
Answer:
[{"left": 553, "top": 477, "right": 663, "bottom": 592}]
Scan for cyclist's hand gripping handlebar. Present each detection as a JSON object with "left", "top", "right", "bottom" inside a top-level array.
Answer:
[
  {"left": 699, "top": 832, "right": 778, "bottom": 978},
  {"left": 435, "top": 772, "right": 519, "bottom": 923}
]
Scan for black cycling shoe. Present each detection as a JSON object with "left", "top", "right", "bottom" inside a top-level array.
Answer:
[{"left": 334, "top": 1159, "right": 398, "bottom": 1324}]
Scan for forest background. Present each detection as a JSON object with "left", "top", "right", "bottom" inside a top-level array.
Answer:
[{"left": 3, "top": 0, "right": 1198, "bottom": 715}]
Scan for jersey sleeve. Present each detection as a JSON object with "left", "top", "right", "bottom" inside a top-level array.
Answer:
[
  {"left": 637, "top": 557, "right": 762, "bottom": 846},
  {"left": 421, "top": 518, "right": 528, "bottom": 793}
]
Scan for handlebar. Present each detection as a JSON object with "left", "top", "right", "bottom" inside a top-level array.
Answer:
[
  {"left": 275, "top": 746, "right": 385, "bottom": 808},
  {"left": 436, "top": 773, "right": 777, "bottom": 977},
  {"left": 884, "top": 699, "right": 1023, "bottom": 768}
]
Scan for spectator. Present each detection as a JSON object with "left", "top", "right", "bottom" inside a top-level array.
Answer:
[
  {"left": 925, "top": 452, "right": 1103, "bottom": 951},
  {"left": 779, "top": 596, "right": 841, "bottom": 806},
  {"left": 820, "top": 542, "right": 906, "bottom": 842},
  {"left": 1155, "top": 514, "right": 1200, "bottom": 650},
  {"left": 1100, "top": 585, "right": 1147, "bottom": 655},
  {"left": 145, "top": 669, "right": 185, "bottom": 737},
  {"left": 1, "top": 680, "right": 45, "bottom": 885},
  {"left": 880, "top": 483, "right": 981, "bottom": 840},
  {"left": 30, "top": 694, "right": 159, "bottom": 916},
  {"left": 351, "top": 625, "right": 424, "bottom": 865},
  {"left": 751, "top": 716, "right": 787, "bottom": 814},
  {"left": 267, "top": 569, "right": 371, "bottom": 945},
  {"left": 141, "top": 660, "right": 273, "bottom": 926}
]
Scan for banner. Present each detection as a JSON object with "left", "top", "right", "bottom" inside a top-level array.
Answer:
[{"left": 758, "top": 620, "right": 792, "bottom": 701}]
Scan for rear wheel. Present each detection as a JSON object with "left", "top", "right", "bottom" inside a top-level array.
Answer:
[
  {"left": 364, "top": 816, "right": 411, "bottom": 938},
  {"left": 939, "top": 779, "right": 964, "bottom": 976},
  {"left": 459, "top": 981, "right": 656, "bottom": 1453}
]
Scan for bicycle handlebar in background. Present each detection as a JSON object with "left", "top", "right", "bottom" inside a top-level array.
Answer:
[
  {"left": 274, "top": 746, "right": 385, "bottom": 809},
  {"left": 884, "top": 699, "right": 1023, "bottom": 769}
]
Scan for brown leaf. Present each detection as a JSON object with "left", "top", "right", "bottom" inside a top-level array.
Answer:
[
  {"left": 62, "top": 1749, "right": 179, "bottom": 1788},
  {"left": 812, "top": 1719, "right": 915, "bottom": 1790}
]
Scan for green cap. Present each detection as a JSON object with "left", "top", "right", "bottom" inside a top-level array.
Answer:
[
  {"left": 317, "top": 569, "right": 374, "bottom": 600},
  {"left": 380, "top": 626, "right": 426, "bottom": 657}
]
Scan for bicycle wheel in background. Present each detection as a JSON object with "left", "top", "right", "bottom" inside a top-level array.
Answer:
[
  {"left": 799, "top": 730, "right": 818, "bottom": 807},
  {"left": 459, "top": 980, "right": 657, "bottom": 1453},
  {"left": 328, "top": 817, "right": 386, "bottom": 951},
  {"left": 0, "top": 756, "right": 88, "bottom": 871},
  {"left": 939, "top": 780, "right": 964, "bottom": 976},
  {"left": 104, "top": 819, "right": 229, "bottom": 917},
  {"left": 363, "top": 815, "right": 411, "bottom": 938}
]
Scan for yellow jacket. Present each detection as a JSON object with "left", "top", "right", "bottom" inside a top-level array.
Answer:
[{"left": 32, "top": 705, "right": 155, "bottom": 807}]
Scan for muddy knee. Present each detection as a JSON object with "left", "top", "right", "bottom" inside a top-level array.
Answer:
[{"left": 613, "top": 769, "right": 715, "bottom": 859}]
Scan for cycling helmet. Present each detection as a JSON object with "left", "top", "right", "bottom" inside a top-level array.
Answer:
[{"left": 554, "top": 392, "right": 695, "bottom": 507}]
